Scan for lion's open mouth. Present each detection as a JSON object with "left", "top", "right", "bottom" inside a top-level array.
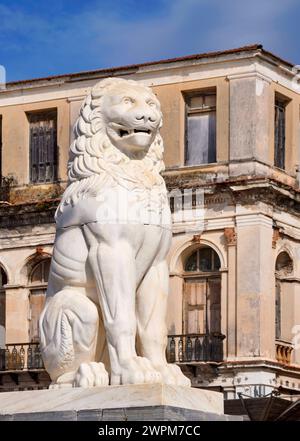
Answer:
[{"left": 119, "top": 129, "right": 151, "bottom": 138}]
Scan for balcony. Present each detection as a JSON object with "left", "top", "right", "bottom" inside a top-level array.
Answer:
[
  {"left": 167, "top": 333, "right": 225, "bottom": 363},
  {"left": 0, "top": 343, "right": 44, "bottom": 371},
  {"left": 275, "top": 340, "right": 294, "bottom": 365},
  {"left": 0, "top": 343, "right": 50, "bottom": 392}
]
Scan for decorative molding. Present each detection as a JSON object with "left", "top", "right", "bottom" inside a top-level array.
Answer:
[
  {"left": 192, "top": 234, "right": 201, "bottom": 243},
  {"left": 224, "top": 228, "right": 237, "bottom": 247},
  {"left": 236, "top": 214, "right": 273, "bottom": 228},
  {"left": 36, "top": 246, "right": 44, "bottom": 255},
  {"left": 67, "top": 95, "right": 85, "bottom": 103},
  {"left": 272, "top": 228, "right": 281, "bottom": 249},
  {"left": 226, "top": 71, "right": 272, "bottom": 84}
]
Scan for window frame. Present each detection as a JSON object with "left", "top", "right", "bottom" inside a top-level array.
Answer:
[
  {"left": 27, "top": 108, "right": 58, "bottom": 184},
  {"left": 274, "top": 94, "right": 289, "bottom": 170},
  {"left": 184, "top": 89, "right": 217, "bottom": 167},
  {"left": 28, "top": 258, "right": 51, "bottom": 342},
  {"left": 184, "top": 246, "right": 221, "bottom": 274}
]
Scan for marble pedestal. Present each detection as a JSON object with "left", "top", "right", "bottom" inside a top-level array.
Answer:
[{"left": 0, "top": 384, "right": 241, "bottom": 421}]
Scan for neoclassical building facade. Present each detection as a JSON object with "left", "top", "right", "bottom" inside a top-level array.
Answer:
[{"left": 1, "top": 44, "right": 300, "bottom": 398}]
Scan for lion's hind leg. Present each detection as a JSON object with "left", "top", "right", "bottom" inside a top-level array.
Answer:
[{"left": 39, "top": 288, "right": 109, "bottom": 388}]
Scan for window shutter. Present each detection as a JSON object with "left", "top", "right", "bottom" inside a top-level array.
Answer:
[{"left": 29, "top": 110, "right": 58, "bottom": 183}]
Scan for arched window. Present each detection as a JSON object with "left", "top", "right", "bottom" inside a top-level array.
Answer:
[
  {"left": 28, "top": 259, "right": 51, "bottom": 342},
  {"left": 30, "top": 259, "right": 50, "bottom": 285},
  {"left": 185, "top": 247, "right": 221, "bottom": 272},
  {"left": 183, "top": 246, "right": 221, "bottom": 336},
  {"left": 167, "top": 245, "right": 224, "bottom": 364},
  {"left": 0, "top": 267, "right": 8, "bottom": 353}
]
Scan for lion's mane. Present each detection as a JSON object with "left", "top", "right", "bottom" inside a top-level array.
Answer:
[{"left": 57, "top": 78, "right": 166, "bottom": 216}]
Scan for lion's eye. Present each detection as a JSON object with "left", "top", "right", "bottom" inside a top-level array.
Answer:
[
  {"left": 123, "top": 97, "right": 134, "bottom": 104},
  {"left": 147, "top": 101, "right": 156, "bottom": 108}
]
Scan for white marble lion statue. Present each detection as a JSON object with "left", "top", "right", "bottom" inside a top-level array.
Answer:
[{"left": 39, "top": 77, "right": 191, "bottom": 388}]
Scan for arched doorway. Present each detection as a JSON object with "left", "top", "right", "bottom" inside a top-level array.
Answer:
[
  {"left": 168, "top": 245, "right": 224, "bottom": 363},
  {"left": 28, "top": 259, "right": 51, "bottom": 342},
  {"left": 183, "top": 246, "right": 221, "bottom": 335}
]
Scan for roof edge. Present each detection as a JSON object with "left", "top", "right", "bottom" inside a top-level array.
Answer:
[{"left": 3, "top": 44, "right": 295, "bottom": 89}]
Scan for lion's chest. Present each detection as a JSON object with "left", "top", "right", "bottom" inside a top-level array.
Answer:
[{"left": 56, "top": 186, "right": 172, "bottom": 230}]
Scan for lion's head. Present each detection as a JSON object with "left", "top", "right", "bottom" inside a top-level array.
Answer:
[{"left": 57, "top": 78, "right": 166, "bottom": 214}]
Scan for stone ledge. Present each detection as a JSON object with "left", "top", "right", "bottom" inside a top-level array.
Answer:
[
  {"left": 0, "top": 405, "right": 243, "bottom": 421},
  {"left": 0, "top": 384, "right": 223, "bottom": 417}
]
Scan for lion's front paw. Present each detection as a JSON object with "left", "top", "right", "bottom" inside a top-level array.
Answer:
[
  {"left": 74, "top": 362, "right": 109, "bottom": 388},
  {"left": 111, "top": 356, "right": 162, "bottom": 386},
  {"left": 155, "top": 363, "right": 191, "bottom": 387}
]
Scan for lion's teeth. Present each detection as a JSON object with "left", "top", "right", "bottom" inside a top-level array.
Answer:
[{"left": 119, "top": 128, "right": 151, "bottom": 137}]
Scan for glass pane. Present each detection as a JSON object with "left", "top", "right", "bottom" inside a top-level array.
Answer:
[
  {"left": 185, "top": 252, "right": 197, "bottom": 272},
  {"left": 274, "top": 101, "right": 285, "bottom": 169},
  {"left": 207, "top": 111, "right": 216, "bottom": 163},
  {"left": 0, "top": 268, "right": 7, "bottom": 287},
  {"left": 185, "top": 248, "right": 221, "bottom": 272},
  {"left": 43, "top": 260, "right": 51, "bottom": 283},
  {"left": 212, "top": 251, "right": 221, "bottom": 271},
  {"left": 199, "top": 247, "right": 212, "bottom": 271},
  {"left": 31, "top": 263, "right": 43, "bottom": 283},
  {"left": 186, "top": 111, "right": 216, "bottom": 165},
  {"left": 30, "top": 259, "right": 51, "bottom": 284},
  {"left": 204, "top": 95, "right": 216, "bottom": 107}
]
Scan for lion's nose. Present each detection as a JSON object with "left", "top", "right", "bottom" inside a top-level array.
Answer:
[{"left": 134, "top": 108, "right": 157, "bottom": 124}]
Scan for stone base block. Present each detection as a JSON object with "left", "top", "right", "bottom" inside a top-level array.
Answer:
[{"left": 0, "top": 383, "right": 242, "bottom": 421}]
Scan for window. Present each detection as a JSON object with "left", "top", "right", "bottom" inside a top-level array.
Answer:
[
  {"left": 185, "top": 92, "right": 216, "bottom": 166},
  {"left": 183, "top": 246, "right": 222, "bottom": 339},
  {"left": 274, "top": 97, "right": 287, "bottom": 169},
  {"left": 275, "top": 252, "right": 293, "bottom": 341},
  {"left": 28, "top": 110, "right": 58, "bottom": 183},
  {"left": 185, "top": 247, "right": 221, "bottom": 272},
  {"left": 28, "top": 259, "right": 51, "bottom": 342}
]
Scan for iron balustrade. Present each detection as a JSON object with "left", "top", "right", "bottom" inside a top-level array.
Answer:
[
  {"left": 0, "top": 335, "right": 225, "bottom": 372},
  {"left": 167, "top": 333, "right": 225, "bottom": 363},
  {"left": 0, "top": 342, "right": 44, "bottom": 371}
]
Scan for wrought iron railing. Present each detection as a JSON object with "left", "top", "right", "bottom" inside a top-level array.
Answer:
[
  {"left": 0, "top": 343, "right": 44, "bottom": 371},
  {"left": 0, "top": 335, "right": 224, "bottom": 372},
  {"left": 167, "top": 333, "right": 225, "bottom": 363}
]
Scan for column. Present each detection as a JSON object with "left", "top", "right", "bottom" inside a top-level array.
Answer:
[
  {"left": 236, "top": 213, "right": 275, "bottom": 359},
  {"left": 224, "top": 227, "right": 237, "bottom": 359},
  {"left": 228, "top": 72, "right": 271, "bottom": 163}
]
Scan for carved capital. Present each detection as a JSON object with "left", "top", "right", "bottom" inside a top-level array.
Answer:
[
  {"left": 272, "top": 228, "right": 280, "bottom": 249},
  {"left": 35, "top": 246, "right": 44, "bottom": 255},
  {"left": 192, "top": 234, "right": 201, "bottom": 243},
  {"left": 224, "top": 228, "right": 236, "bottom": 247}
]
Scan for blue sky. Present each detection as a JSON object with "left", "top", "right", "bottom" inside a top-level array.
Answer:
[{"left": 0, "top": 0, "right": 299, "bottom": 82}]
